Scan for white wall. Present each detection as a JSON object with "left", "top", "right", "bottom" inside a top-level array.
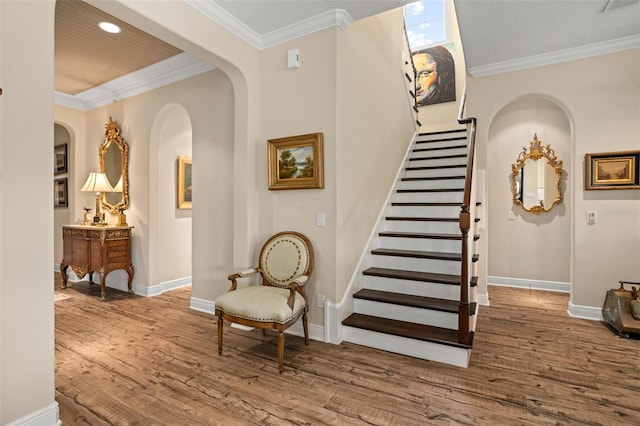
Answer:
[
  {"left": 0, "top": 1, "right": 57, "bottom": 424},
  {"left": 467, "top": 48, "right": 640, "bottom": 308}
]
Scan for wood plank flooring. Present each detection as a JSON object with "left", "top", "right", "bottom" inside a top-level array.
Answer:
[{"left": 54, "top": 275, "right": 640, "bottom": 425}]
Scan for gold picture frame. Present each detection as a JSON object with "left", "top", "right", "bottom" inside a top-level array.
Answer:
[
  {"left": 268, "top": 132, "right": 324, "bottom": 190},
  {"left": 585, "top": 150, "right": 640, "bottom": 190},
  {"left": 177, "top": 156, "right": 192, "bottom": 209}
]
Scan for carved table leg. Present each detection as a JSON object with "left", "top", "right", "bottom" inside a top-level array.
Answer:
[
  {"left": 127, "top": 265, "right": 135, "bottom": 295},
  {"left": 99, "top": 271, "right": 106, "bottom": 301},
  {"left": 60, "top": 263, "right": 69, "bottom": 288}
]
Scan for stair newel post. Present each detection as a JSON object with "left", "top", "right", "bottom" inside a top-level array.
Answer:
[{"left": 458, "top": 206, "right": 471, "bottom": 344}]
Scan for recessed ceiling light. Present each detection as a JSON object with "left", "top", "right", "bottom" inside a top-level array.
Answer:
[{"left": 98, "top": 21, "right": 121, "bottom": 34}]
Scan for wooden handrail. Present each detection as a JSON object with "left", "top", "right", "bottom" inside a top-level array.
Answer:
[{"left": 457, "top": 85, "right": 477, "bottom": 345}]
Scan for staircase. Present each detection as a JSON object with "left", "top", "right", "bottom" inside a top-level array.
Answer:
[{"left": 341, "top": 128, "right": 479, "bottom": 367}]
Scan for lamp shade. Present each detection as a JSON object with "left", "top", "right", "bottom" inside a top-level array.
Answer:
[{"left": 81, "top": 172, "right": 115, "bottom": 193}]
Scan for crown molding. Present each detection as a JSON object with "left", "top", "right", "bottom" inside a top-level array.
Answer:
[
  {"left": 54, "top": 52, "right": 215, "bottom": 111},
  {"left": 185, "top": 0, "right": 354, "bottom": 50},
  {"left": 184, "top": 0, "right": 263, "bottom": 48},
  {"left": 261, "top": 9, "right": 354, "bottom": 49},
  {"left": 468, "top": 34, "right": 640, "bottom": 78}
]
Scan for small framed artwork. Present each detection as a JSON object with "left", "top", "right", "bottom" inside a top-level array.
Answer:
[
  {"left": 267, "top": 132, "right": 324, "bottom": 190},
  {"left": 54, "top": 143, "right": 68, "bottom": 175},
  {"left": 585, "top": 150, "right": 640, "bottom": 190},
  {"left": 54, "top": 178, "right": 68, "bottom": 208},
  {"left": 177, "top": 156, "right": 192, "bottom": 209}
]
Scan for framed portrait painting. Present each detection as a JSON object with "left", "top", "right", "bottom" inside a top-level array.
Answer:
[
  {"left": 54, "top": 178, "right": 68, "bottom": 208},
  {"left": 585, "top": 150, "right": 640, "bottom": 190},
  {"left": 54, "top": 143, "right": 68, "bottom": 175},
  {"left": 267, "top": 132, "right": 324, "bottom": 190}
]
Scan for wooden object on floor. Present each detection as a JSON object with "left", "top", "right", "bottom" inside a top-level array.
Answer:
[
  {"left": 55, "top": 277, "right": 640, "bottom": 425},
  {"left": 59, "top": 225, "right": 134, "bottom": 300},
  {"left": 215, "top": 231, "right": 314, "bottom": 373}
]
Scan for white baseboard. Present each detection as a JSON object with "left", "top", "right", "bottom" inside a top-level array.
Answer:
[
  {"left": 55, "top": 265, "right": 191, "bottom": 297},
  {"left": 4, "top": 402, "right": 59, "bottom": 426},
  {"left": 567, "top": 301, "right": 603, "bottom": 321},
  {"left": 488, "top": 276, "right": 570, "bottom": 293},
  {"left": 477, "top": 292, "right": 490, "bottom": 306}
]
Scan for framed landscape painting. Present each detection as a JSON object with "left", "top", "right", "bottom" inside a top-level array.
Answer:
[
  {"left": 55, "top": 143, "right": 68, "bottom": 175},
  {"left": 585, "top": 150, "right": 640, "bottom": 190},
  {"left": 177, "top": 156, "right": 192, "bottom": 209},
  {"left": 267, "top": 132, "right": 324, "bottom": 190}
]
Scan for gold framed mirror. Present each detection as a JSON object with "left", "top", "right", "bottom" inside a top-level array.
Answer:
[
  {"left": 511, "top": 134, "right": 563, "bottom": 214},
  {"left": 99, "top": 117, "right": 129, "bottom": 214}
]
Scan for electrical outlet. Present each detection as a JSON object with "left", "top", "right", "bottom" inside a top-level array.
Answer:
[{"left": 316, "top": 294, "right": 326, "bottom": 309}]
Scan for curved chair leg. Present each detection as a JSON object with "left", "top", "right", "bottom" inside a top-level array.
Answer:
[
  {"left": 217, "top": 316, "right": 223, "bottom": 355},
  {"left": 303, "top": 314, "right": 309, "bottom": 345},
  {"left": 277, "top": 331, "right": 285, "bottom": 373}
]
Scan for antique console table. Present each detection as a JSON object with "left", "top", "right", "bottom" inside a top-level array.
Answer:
[{"left": 60, "top": 225, "right": 135, "bottom": 300}]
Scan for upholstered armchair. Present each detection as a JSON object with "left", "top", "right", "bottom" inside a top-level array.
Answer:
[{"left": 214, "top": 231, "right": 314, "bottom": 373}]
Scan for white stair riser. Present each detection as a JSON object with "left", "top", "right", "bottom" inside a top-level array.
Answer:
[
  {"left": 371, "top": 256, "right": 460, "bottom": 275},
  {"left": 342, "top": 327, "right": 470, "bottom": 367},
  {"left": 385, "top": 220, "right": 460, "bottom": 234},
  {"left": 411, "top": 147, "right": 468, "bottom": 158},
  {"left": 353, "top": 299, "right": 459, "bottom": 329},
  {"left": 363, "top": 275, "right": 461, "bottom": 300},
  {"left": 415, "top": 137, "right": 466, "bottom": 147},
  {"left": 398, "top": 179, "right": 465, "bottom": 190},
  {"left": 394, "top": 192, "right": 463, "bottom": 203},
  {"left": 404, "top": 167, "right": 466, "bottom": 179},
  {"left": 378, "top": 236, "right": 461, "bottom": 252},
  {"left": 389, "top": 205, "right": 462, "bottom": 217},
  {"left": 408, "top": 157, "right": 466, "bottom": 168}
]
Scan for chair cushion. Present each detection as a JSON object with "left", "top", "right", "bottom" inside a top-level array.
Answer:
[{"left": 215, "top": 286, "right": 305, "bottom": 323}]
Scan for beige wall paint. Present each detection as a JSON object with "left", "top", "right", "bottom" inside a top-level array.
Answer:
[
  {"left": 466, "top": 48, "right": 640, "bottom": 307},
  {"left": 0, "top": 1, "right": 56, "bottom": 424},
  {"left": 487, "top": 97, "right": 571, "bottom": 283},
  {"left": 335, "top": 9, "right": 417, "bottom": 299},
  {"left": 56, "top": 70, "right": 235, "bottom": 298}
]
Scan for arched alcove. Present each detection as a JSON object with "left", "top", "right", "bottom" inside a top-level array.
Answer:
[
  {"left": 53, "top": 122, "right": 73, "bottom": 264},
  {"left": 487, "top": 95, "right": 572, "bottom": 289},
  {"left": 149, "top": 104, "right": 193, "bottom": 286}
]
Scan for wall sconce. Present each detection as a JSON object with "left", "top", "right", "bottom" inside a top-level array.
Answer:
[{"left": 81, "top": 172, "right": 114, "bottom": 225}]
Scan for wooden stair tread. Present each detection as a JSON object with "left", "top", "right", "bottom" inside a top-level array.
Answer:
[
  {"left": 342, "top": 313, "right": 471, "bottom": 349},
  {"left": 418, "top": 129, "right": 466, "bottom": 136},
  {"left": 385, "top": 216, "right": 458, "bottom": 222},
  {"left": 363, "top": 267, "right": 461, "bottom": 285},
  {"left": 405, "top": 164, "right": 466, "bottom": 171},
  {"left": 372, "top": 248, "right": 478, "bottom": 262},
  {"left": 401, "top": 176, "right": 465, "bottom": 181},
  {"left": 409, "top": 154, "right": 467, "bottom": 161},
  {"left": 354, "top": 288, "right": 458, "bottom": 313},
  {"left": 391, "top": 202, "right": 463, "bottom": 207},
  {"left": 413, "top": 144, "right": 467, "bottom": 153},
  {"left": 397, "top": 188, "right": 464, "bottom": 193},
  {"left": 379, "top": 231, "right": 462, "bottom": 240},
  {"left": 372, "top": 248, "right": 461, "bottom": 261}
]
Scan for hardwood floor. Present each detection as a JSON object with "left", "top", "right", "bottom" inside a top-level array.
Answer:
[{"left": 55, "top": 276, "right": 640, "bottom": 425}]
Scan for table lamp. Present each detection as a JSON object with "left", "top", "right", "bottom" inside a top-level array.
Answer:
[{"left": 81, "top": 172, "right": 114, "bottom": 225}]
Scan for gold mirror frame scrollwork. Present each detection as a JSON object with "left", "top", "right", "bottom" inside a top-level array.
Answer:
[
  {"left": 511, "top": 134, "right": 563, "bottom": 214},
  {"left": 99, "top": 117, "right": 129, "bottom": 214}
]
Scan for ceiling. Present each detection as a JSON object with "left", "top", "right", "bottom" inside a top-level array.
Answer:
[{"left": 54, "top": 0, "right": 640, "bottom": 110}]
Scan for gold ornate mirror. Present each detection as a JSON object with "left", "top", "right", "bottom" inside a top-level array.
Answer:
[
  {"left": 511, "top": 134, "right": 563, "bottom": 214},
  {"left": 99, "top": 117, "right": 129, "bottom": 214}
]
